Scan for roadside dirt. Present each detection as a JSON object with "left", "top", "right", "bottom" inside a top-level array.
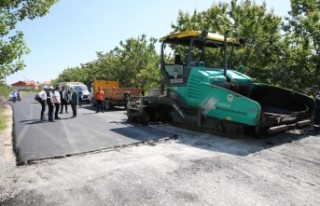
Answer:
[
  {"left": 1, "top": 105, "right": 320, "bottom": 205},
  {"left": 0, "top": 103, "right": 17, "bottom": 202}
]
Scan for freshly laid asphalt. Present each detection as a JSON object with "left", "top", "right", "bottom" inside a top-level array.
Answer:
[{"left": 11, "top": 94, "right": 174, "bottom": 164}]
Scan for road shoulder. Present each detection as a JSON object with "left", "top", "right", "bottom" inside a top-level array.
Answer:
[{"left": 0, "top": 103, "right": 17, "bottom": 201}]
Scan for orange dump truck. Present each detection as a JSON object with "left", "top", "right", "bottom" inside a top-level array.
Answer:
[{"left": 92, "top": 80, "right": 142, "bottom": 110}]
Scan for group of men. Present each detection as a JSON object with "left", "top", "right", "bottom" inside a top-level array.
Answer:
[
  {"left": 36, "top": 85, "right": 106, "bottom": 121},
  {"left": 36, "top": 86, "right": 79, "bottom": 122}
]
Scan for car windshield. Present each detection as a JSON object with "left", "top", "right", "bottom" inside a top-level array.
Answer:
[{"left": 73, "top": 85, "right": 88, "bottom": 92}]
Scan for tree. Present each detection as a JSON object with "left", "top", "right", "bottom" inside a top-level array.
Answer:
[
  {"left": 54, "top": 35, "right": 161, "bottom": 90},
  {"left": 110, "top": 35, "right": 160, "bottom": 88},
  {"left": 283, "top": 0, "right": 320, "bottom": 89},
  {"left": 171, "top": 1, "right": 286, "bottom": 86},
  {"left": 0, "top": 0, "right": 59, "bottom": 82}
]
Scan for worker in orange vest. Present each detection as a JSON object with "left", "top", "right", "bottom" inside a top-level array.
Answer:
[{"left": 95, "top": 86, "right": 105, "bottom": 113}]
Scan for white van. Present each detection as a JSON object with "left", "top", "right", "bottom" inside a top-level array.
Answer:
[{"left": 58, "top": 82, "right": 90, "bottom": 103}]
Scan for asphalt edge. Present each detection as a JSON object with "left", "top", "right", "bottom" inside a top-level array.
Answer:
[
  {"left": 8, "top": 102, "right": 20, "bottom": 166},
  {"left": 2, "top": 102, "right": 16, "bottom": 163},
  {"left": 18, "top": 134, "right": 179, "bottom": 166}
]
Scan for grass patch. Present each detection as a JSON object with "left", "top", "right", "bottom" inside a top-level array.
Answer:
[
  {"left": 0, "top": 84, "right": 11, "bottom": 98},
  {"left": 0, "top": 108, "right": 6, "bottom": 130},
  {"left": 0, "top": 84, "right": 12, "bottom": 131}
]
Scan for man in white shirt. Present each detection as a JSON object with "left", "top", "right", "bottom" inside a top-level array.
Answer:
[
  {"left": 38, "top": 86, "right": 48, "bottom": 120},
  {"left": 53, "top": 86, "right": 61, "bottom": 120}
]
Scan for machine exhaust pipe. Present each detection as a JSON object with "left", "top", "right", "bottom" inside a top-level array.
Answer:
[{"left": 223, "top": 31, "right": 229, "bottom": 79}]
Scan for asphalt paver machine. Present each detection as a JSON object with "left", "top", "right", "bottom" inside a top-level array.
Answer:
[{"left": 127, "top": 31, "right": 314, "bottom": 136}]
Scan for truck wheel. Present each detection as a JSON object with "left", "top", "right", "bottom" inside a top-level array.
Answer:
[
  {"left": 124, "top": 100, "right": 129, "bottom": 110},
  {"left": 141, "top": 112, "right": 150, "bottom": 125},
  {"left": 128, "top": 116, "right": 134, "bottom": 123},
  {"left": 91, "top": 98, "right": 96, "bottom": 107},
  {"left": 105, "top": 99, "right": 111, "bottom": 111}
]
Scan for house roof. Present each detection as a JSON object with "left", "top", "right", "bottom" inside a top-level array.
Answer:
[{"left": 11, "top": 81, "right": 39, "bottom": 87}]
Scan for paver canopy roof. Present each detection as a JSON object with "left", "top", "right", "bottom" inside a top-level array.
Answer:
[{"left": 160, "top": 31, "right": 243, "bottom": 48}]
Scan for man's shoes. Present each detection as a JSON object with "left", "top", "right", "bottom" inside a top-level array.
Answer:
[
  {"left": 96, "top": 111, "right": 99, "bottom": 113},
  {"left": 55, "top": 117, "right": 60, "bottom": 120},
  {"left": 59, "top": 112, "right": 62, "bottom": 114},
  {"left": 49, "top": 119, "right": 55, "bottom": 122}
]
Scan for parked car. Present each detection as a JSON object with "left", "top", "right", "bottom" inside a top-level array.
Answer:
[
  {"left": 58, "top": 82, "right": 90, "bottom": 104},
  {"left": 9, "top": 90, "right": 21, "bottom": 102},
  {"left": 9, "top": 92, "right": 14, "bottom": 101}
]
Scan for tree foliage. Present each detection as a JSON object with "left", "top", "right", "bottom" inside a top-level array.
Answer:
[
  {"left": 282, "top": 0, "right": 320, "bottom": 90},
  {"left": 53, "top": 35, "right": 161, "bottom": 90},
  {"left": 0, "top": 0, "right": 59, "bottom": 82},
  {"left": 171, "top": 1, "right": 285, "bottom": 85}
]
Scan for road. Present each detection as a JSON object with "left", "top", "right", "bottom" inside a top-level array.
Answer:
[
  {"left": 0, "top": 95, "right": 320, "bottom": 206},
  {"left": 11, "top": 94, "right": 174, "bottom": 164}
]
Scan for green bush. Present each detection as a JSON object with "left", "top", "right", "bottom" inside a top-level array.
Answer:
[
  {"left": 0, "top": 84, "right": 11, "bottom": 131},
  {"left": 0, "top": 84, "right": 11, "bottom": 98}
]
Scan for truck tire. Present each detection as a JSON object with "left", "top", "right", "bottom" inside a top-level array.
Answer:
[
  {"left": 141, "top": 112, "right": 150, "bottom": 125},
  {"left": 128, "top": 116, "right": 135, "bottom": 123},
  {"left": 105, "top": 99, "right": 111, "bottom": 111},
  {"left": 124, "top": 100, "right": 129, "bottom": 110},
  {"left": 91, "top": 98, "right": 96, "bottom": 107}
]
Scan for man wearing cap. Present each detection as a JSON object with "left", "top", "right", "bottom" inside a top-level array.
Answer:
[
  {"left": 312, "top": 85, "right": 320, "bottom": 132},
  {"left": 38, "top": 86, "right": 48, "bottom": 120},
  {"left": 52, "top": 86, "right": 61, "bottom": 120}
]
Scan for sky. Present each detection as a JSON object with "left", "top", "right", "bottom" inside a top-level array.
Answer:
[{"left": 6, "top": 0, "right": 291, "bottom": 85}]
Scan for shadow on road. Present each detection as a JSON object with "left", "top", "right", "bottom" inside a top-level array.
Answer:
[
  {"left": 19, "top": 119, "right": 43, "bottom": 123},
  {"left": 81, "top": 103, "right": 315, "bottom": 157},
  {"left": 172, "top": 127, "right": 311, "bottom": 156},
  {"left": 110, "top": 125, "right": 174, "bottom": 140},
  {"left": 80, "top": 104, "right": 126, "bottom": 112},
  {"left": 20, "top": 117, "right": 76, "bottom": 125}
]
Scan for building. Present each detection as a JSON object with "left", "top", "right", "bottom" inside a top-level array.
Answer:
[
  {"left": 41, "top": 80, "right": 52, "bottom": 88},
  {"left": 11, "top": 81, "right": 40, "bottom": 91}
]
